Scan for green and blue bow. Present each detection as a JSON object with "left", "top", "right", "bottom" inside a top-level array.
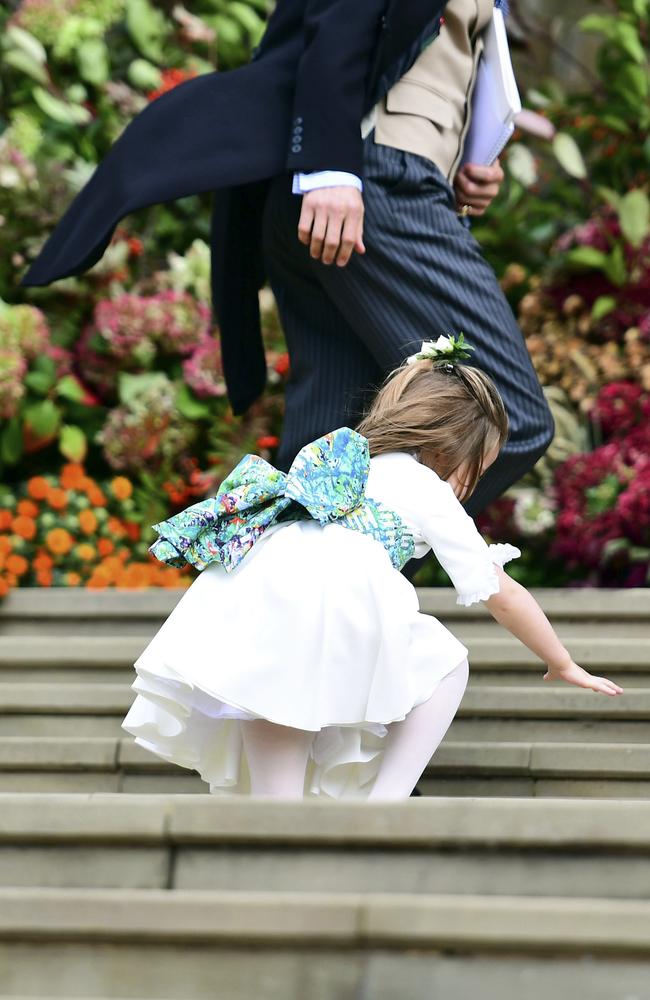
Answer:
[{"left": 150, "top": 427, "right": 414, "bottom": 573}]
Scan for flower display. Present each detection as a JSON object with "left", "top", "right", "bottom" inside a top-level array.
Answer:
[
  {"left": 97, "top": 374, "right": 196, "bottom": 472},
  {"left": 0, "top": 464, "right": 192, "bottom": 596},
  {"left": 0, "top": 350, "right": 27, "bottom": 419},
  {"left": 182, "top": 337, "right": 227, "bottom": 398}
]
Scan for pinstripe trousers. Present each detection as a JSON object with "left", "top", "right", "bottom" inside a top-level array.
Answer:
[{"left": 263, "top": 137, "right": 554, "bottom": 516}]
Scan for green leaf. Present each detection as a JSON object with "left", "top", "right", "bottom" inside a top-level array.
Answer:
[
  {"left": 126, "top": 0, "right": 168, "bottom": 62},
  {"left": 227, "top": 2, "right": 265, "bottom": 37},
  {"left": 127, "top": 58, "right": 162, "bottom": 90},
  {"left": 586, "top": 475, "right": 623, "bottom": 517},
  {"left": 507, "top": 143, "right": 538, "bottom": 187},
  {"left": 23, "top": 399, "right": 61, "bottom": 438},
  {"left": 552, "top": 133, "right": 587, "bottom": 179},
  {"left": 604, "top": 243, "right": 627, "bottom": 287},
  {"left": 5, "top": 25, "right": 47, "bottom": 64},
  {"left": 118, "top": 371, "right": 167, "bottom": 407},
  {"left": 0, "top": 418, "right": 23, "bottom": 465},
  {"left": 566, "top": 246, "right": 609, "bottom": 269},
  {"left": 3, "top": 49, "right": 48, "bottom": 84},
  {"left": 613, "top": 22, "right": 645, "bottom": 64},
  {"left": 618, "top": 189, "right": 650, "bottom": 248},
  {"left": 597, "top": 187, "right": 623, "bottom": 212},
  {"left": 578, "top": 14, "right": 617, "bottom": 38},
  {"left": 176, "top": 383, "right": 212, "bottom": 420},
  {"left": 24, "top": 369, "right": 56, "bottom": 395},
  {"left": 55, "top": 375, "right": 86, "bottom": 403},
  {"left": 32, "top": 86, "right": 92, "bottom": 126},
  {"left": 591, "top": 295, "right": 617, "bottom": 322},
  {"left": 77, "top": 37, "right": 110, "bottom": 86},
  {"left": 59, "top": 424, "right": 87, "bottom": 462}
]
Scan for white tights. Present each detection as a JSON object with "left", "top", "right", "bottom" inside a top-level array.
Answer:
[{"left": 240, "top": 658, "right": 469, "bottom": 800}]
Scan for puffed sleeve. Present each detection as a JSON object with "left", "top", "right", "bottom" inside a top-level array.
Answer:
[{"left": 411, "top": 465, "right": 521, "bottom": 607}]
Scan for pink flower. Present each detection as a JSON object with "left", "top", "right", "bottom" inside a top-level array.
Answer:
[
  {"left": 182, "top": 337, "right": 227, "bottom": 398},
  {"left": 0, "top": 351, "right": 26, "bottom": 419}
]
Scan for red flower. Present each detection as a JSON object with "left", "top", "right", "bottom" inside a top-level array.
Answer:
[
  {"left": 147, "top": 69, "right": 197, "bottom": 102},
  {"left": 257, "top": 435, "right": 280, "bottom": 450},
  {"left": 128, "top": 237, "right": 144, "bottom": 256},
  {"left": 274, "top": 353, "right": 290, "bottom": 377}
]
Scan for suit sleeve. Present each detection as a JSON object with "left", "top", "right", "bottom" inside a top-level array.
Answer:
[{"left": 286, "top": 0, "right": 387, "bottom": 176}]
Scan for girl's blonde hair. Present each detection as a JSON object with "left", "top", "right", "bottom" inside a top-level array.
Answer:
[{"left": 356, "top": 360, "right": 509, "bottom": 500}]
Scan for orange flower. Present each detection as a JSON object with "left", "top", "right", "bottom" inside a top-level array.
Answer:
[
  {"left": 110, "top": 476, "right": 133, "bottom": 501},
  {"left": 0, "top": 511, "right": 12, "bottom": 531},
  {"left": 45, "top": 528, "right": 74, "bottom": 555},
  {"left": 65, "top": 572, "right": 82, "bottom": 586},
  {"left": 6, "top": 554, "right": 28, "bottom": 576},
  {"left": 36, "top": 568, "right": 52, "bottom": 587},
  {"left": 60, "top": 463, "right": 86, "bottom": 490},
  {"left": 12, "top": 516, "right": 37, "bottom": 541},
  {"left": 0, "top": 577, "right": 9, "bottom": 598},
  {"left": 17, "top": 500, "right": 39, "bottom": 518},
  {"left": 87, "top": 487, "right": 107, "bottom": 506},
  {"left": 47, "top": 488, "right": 68, "bottom": 511},
  {"left": 75, "top": 543, "right": 96, "bottom": 561},
  {"left": 79, "top": 509, "right": 98, "bottom": 535},
  {"left": 97, "top": 538, "right": 114, "bottom": 556},
  {"left": 86, "top": 567, "right": 111, "bottom": 590},
  {"left": 107, "top": 516, "right": 126, "bottom": 537},
  {"left": 27, "top": 476, "right": 49, "bottom": 500},
  {"left": 4, "top": 572, "right": 18, "bottom": 588},
  {"left": 33, "top": 550, "right": 53, "bottom": 571},
  {"left": 0, "top": 536, "right": 11, "bottom": 555}
]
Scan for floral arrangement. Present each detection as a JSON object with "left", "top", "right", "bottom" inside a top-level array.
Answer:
[{"left": 0, "top": 463, "right": 192, "bottom": 595}]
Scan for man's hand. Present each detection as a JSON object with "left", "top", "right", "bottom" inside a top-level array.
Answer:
[
  {"left": 298, "top": 186, "right": 365, "bottom": 267},
  {"left": 454, "top": 159, "right": 504, "bottom": 217}
]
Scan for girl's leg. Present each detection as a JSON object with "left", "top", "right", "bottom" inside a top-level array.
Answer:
[
  {"left": 240, "top": 718, "right": 315, "bottom": 798},
  {"left": 368, "top": 659, "right": 470, "bottom": 801}
]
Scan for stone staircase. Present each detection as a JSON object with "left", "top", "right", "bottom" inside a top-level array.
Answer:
[{"left": 1, "top": 588, "right": 649, "bottom": 998}]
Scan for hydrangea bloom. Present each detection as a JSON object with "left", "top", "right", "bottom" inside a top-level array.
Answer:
[
  {"left": 97, "top": 375, "right": 196, "bottom": 472},
  {"left": 0, "top": 351, "right": 27, "bottom": 419},
  {"left": 0, "top": 304, "right": 50, "bottom": 360},
  {"left": 182, "top": 337, "right": 226, "bottom": 398}
]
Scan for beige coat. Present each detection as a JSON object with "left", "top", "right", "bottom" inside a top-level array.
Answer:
[{"left": 373, "top": 0, "right": 494, "bottom": 180}]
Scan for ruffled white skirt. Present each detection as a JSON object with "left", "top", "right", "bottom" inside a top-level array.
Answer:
[{"left": 122, "top": 521, "right": 470, "bottom": 799}]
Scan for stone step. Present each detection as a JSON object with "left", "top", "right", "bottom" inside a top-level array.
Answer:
[
  {"left": 2, "top": 712, "right": 648, "bottom": 745},
  {"left": 1, "top": 737, "right": 649, "bottom": 797},
  {"left": 1, "top": 681, "right": 647, "bottom": 719},
  {"left": 3, "top": 887, "right": 650, "bottom": 1000},
  {"left": 2, "top": 586, "right": 648, "bottom": 620},
  {"left": 2, "top": 795, "right": 650, "bottom": 897},
  {"left": 0, "top": 737, "right": 648, "bottom": 781},
  {"left": 1, "top": 634, "right": 648, "bottom": 673}
]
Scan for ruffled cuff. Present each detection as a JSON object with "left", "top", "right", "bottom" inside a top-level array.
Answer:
[{"left": 455, "top": 543, "right": 521, "bottom": 608}]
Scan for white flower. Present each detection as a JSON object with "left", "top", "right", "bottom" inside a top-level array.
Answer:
[
  {"left": 406, "top": 336, "right": 456, "bottom": 365},
  {"left": 432, "top": 335, "right": 453, "bottom": 352},
  {"left": 513, "top": 489, "right": 556, "bottom": 537}
]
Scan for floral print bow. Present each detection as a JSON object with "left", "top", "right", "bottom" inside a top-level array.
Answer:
[{"left": 149, "top": 427, "right": 378, "bottom": 573}]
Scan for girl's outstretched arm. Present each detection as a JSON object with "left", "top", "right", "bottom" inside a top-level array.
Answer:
[{"left": 484, "top": 568, "right": 623, "bottom": 697}]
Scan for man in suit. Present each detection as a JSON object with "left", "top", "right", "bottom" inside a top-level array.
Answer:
[{"left": 22, "top": 0, "right": 553, "bottom": 517}]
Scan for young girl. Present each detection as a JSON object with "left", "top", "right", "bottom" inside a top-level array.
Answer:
[{"left": 122, "top": 338, "right": 623, "bottom": 800}]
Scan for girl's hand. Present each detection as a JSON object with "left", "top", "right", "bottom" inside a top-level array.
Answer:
[{"left": 543, "top": 659, "right": 624, "bottom": 697}]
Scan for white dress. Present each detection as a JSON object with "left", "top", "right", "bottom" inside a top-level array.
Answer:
[{"left": 122, "top": 452, "right": 519, "bottom": 798}]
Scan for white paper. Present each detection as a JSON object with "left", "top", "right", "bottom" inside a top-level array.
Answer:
[{"left": 461, "top": 8, "right": 521, "bottom": 166}]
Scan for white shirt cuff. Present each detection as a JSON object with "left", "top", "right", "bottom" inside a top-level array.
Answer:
[{"left": 292, "top": 171, "right": 363, "bottom": 195}]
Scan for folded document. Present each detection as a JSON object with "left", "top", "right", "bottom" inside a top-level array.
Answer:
[{"left": 461, "top": 7, "right": 521, "bottom": 166}]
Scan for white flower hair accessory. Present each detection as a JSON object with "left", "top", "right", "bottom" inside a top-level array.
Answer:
[{"left": 406, "top": 332, "right": 475, "bottom": 366}]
